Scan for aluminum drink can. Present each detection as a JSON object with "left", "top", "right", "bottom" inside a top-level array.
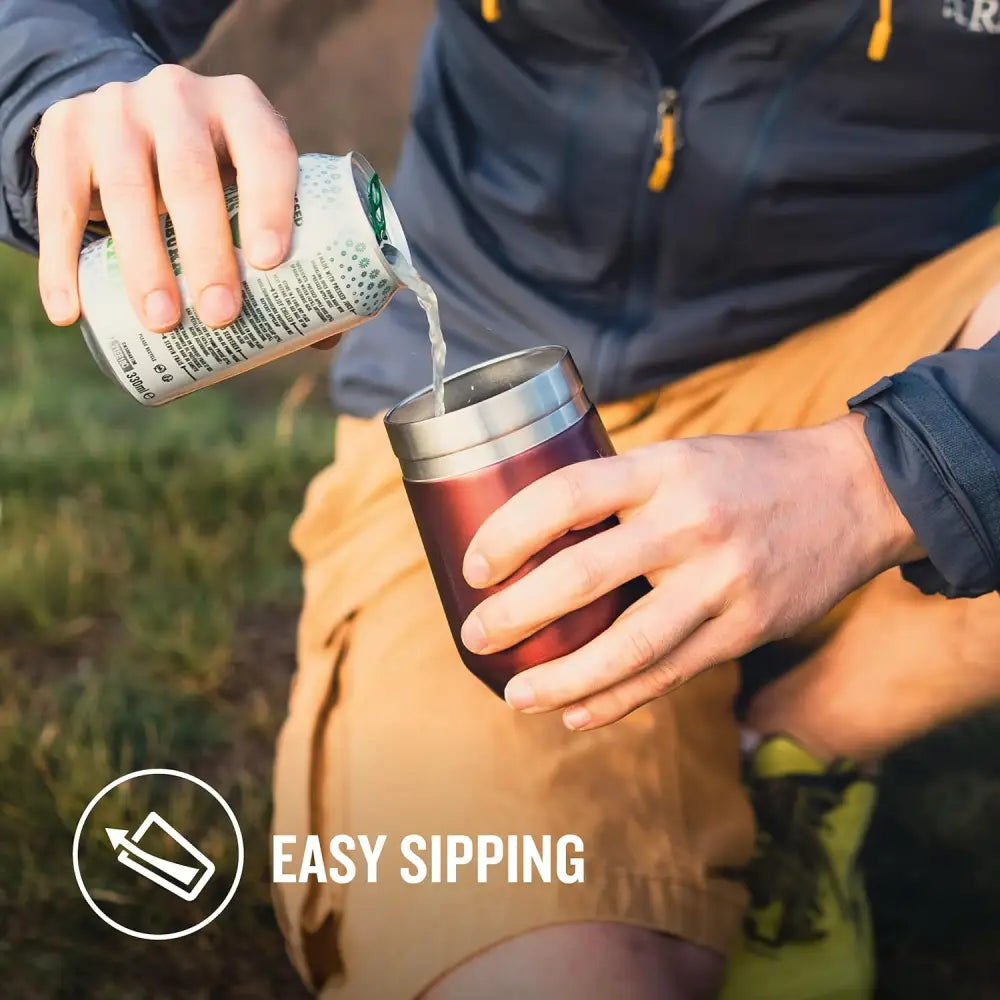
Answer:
[{"left": 77, "top": 152, "right": 410, "bottom": 405}]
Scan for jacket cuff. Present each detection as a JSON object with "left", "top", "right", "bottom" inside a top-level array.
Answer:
[
  {"left": 1, "top": 41, "right": 159, "bottom": 252},
  {"left": 849, "top": 368, "right": 1000, "bottom": 598}
]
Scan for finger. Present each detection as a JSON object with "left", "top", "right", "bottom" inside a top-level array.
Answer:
[
  {"left": 462, "top": 517, "right": 656, "bottom": 654},
  {"left": 35, "top": 100, "right": 91, "bottom": 325},
  {"left": 503, "top": 567, "right": 723, "bottom": 713},
  {"left": 464, "top": 454, "right": 656, "bottom": 588},
  {"left": 89, "top": 85, "right": 181, "bottom": 332},
  {"left": 150, "top": 96, "right": 240, "bottom": 328},
  {"left": 311, "top": 334, "right": 342, "bottom": 351},
  {"left": 561, "top": 616, "right": 747, "bottom": 731},
  {"left": 214, "top": 75, "right": 298, "bottom": 270}
]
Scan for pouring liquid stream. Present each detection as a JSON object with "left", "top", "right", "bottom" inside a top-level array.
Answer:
[{"left": 384, "top": 244, "right": 447, "bottom": 417}]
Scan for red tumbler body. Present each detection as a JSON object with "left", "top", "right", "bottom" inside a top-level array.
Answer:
[{"left": 403, "top": 409, "right": 649, "bottom": 697}]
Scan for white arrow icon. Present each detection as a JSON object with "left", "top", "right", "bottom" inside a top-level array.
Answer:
[{"left": 106, "top": 811, "right": 215, "bottom": 902}]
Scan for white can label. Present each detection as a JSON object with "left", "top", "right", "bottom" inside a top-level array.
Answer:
[{"left": 78, "top": 154, "right": 399, "bottom": 404}]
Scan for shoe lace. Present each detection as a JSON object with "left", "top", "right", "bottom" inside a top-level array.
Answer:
[{"left": 741, "top": 765, "right": 861, "bottom": 948}]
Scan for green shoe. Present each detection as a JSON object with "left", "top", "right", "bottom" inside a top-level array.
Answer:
[{"left": 718, "top": 735, "right": 876, "bottom": 1000}]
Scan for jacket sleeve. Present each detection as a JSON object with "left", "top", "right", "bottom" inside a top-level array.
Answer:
[
  {"left": 848, "top": 331, "right": 1000, "bottom": 598},
  {"left": 0, "top": 0, "right": 233, "bottom": 254}
]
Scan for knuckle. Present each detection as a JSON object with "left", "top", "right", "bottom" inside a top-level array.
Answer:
[
  {"left": 722, "top": 544, "right": 757, "bottom": 592},
  {"left": 727, "top": 586, "right": 772, "bottom": 642},
  {"left": 94, "top": 80, "right": 128, "bottom": 102},
  {"left": 99, "top": 176, "right": 147, "bottom": 206},
  {"left": 98, "top": 160, "right": 151, "bottom": 197},
  {"left": 36, "top": 98, "right": 75, "bottom": 148},
  {"left": 146, "top": 63, "right": 195, "bottom": 94},
  {"left": 566, "top": 547, "right": 604, "bottom": 603},
  {"left": 158, "top": 143, "right": 220, "bottom": 190},
  {"left": 730, "top": 604, "right": 768, "bottom": 648},
  {"left": 597, "top": 687, "right": 635, "bottom": 725},
  {"left": 623, "top": 626, "right": 657, "bottom": 673},
  {"left": 256, "top": 123, "right": 298, "bottom": 161},
  {"left": 644, "top": 656, "right": 684, "bottom": 695},
  {"left": 705, "top": 547, "right": 759, "bottom": 615},
  {"left": 223, "top": 72, "right": 263, "bottom": 98},
  {"left": 689, "top": 488, "right": 731, "bottom": 545},
  {"left": 618, "top": 451, "right": 655, "bottom": 500},
  {"left": 93, "top": 81, "right": 132, "bottom": 118},
  {"left": 657, "top": 440, "right": 695, "bottom": 480},
  {"left": 236, "top": 124, "right": 298, "bottom": 183},
  {"left": 39, "top": 200, "right": 83, "bottom": 237},
  {"left": 639, "top": 513, "right": 674, "bottom": 566},
  {"left": 559, "top": 467, "right": 588, "bottom": 512}
]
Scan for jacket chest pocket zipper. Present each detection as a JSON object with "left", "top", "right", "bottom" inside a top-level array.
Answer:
[{"left": 648, "top": 88, "right": 681, "bottom": 192}]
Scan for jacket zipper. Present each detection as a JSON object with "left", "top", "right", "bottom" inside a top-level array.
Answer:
[
  {"left": 648, "top": 87, "right": 681, "bottom": 192},
  {"left": 580, "top": 0, "right": 675, "bottom": 400}
]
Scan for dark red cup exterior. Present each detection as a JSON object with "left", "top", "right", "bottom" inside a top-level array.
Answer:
[{"left": 404, "top": 407, "right": 650, "bottom": 697}]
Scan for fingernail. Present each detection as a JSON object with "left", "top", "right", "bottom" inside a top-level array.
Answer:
[
  {"left": 44, "top": 288, "right": 73, "bottom": 323},
  {"left": 144, "top": 289, "right": 178, "bottom": 329},
  {"left": 563, "top": 707, "right": 591, "bottom": 731},
  {"left": 504, "top": 677, "right": 535, "bottom": 711},
  {"left": 464, "top": 553, "right": 492, "bottom": 588},
  {"left": 461, "top": 614, "right": 488, "bottom": 654},
  {"left": 250, "top": 229, "right": 284, "bottom": 269},
  {"left": 198, "top": 284, "right": 238, "bottom": 326}
]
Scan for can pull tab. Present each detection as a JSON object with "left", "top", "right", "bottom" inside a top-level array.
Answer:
[{"left": 367, "top": 173, "right": 388, "bottom": 244}]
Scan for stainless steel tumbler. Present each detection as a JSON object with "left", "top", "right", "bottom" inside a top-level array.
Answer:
[{"left": 384, "top": 346, "right": 650, "bottom": 697}]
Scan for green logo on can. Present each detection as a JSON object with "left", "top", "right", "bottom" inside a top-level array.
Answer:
[{"left": 367, "top": 174, "right": 388, "bottom": 244}]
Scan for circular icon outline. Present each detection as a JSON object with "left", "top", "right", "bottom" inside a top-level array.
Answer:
[{"left": 72, "top": 768, "right": 244, "bottom": 941}]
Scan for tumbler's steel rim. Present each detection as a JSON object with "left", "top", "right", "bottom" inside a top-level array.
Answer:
[{"left": 384, "top": 346, "right": 590, "bottom": 481}]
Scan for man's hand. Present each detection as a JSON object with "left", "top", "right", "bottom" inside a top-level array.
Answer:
[
  {"left": 33, "top": 65, "right": 303, "bottom": 335},
  {"left": 460, "top": 413, "right": 922, "bottom": 730}
]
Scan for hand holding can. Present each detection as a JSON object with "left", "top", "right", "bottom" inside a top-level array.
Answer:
[
  {"left": 34, "top": 66, "right": 299, "bottom": 332},
  {"left": 77, "top": 152, "right": 411, "bottom": 404}
]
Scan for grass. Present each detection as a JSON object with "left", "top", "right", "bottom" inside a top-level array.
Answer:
[
  {"left": 0, "top": 243, "right": 998, "bottom": 998},
  {"left": 0, "top": 244, "right": 328, "bottom": 997}
]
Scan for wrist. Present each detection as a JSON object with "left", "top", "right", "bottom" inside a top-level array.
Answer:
[{"left": 829, "top": 412, "right": 926, "bottom": 568}]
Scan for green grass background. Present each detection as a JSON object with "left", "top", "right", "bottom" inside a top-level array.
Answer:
[
  {"left": 0, "top": 244, "right": 325, "bottom": 997},
  {"left": 0, "top": 244, "right": 998, "bottom": 997}
]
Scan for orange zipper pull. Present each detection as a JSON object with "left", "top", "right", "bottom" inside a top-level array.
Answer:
[
  {"left": 867, "top": 0, "right": 892, "bottom": 61},
  {"left": 482, "top": 0, "right": 501, "bottom": 22},
  {"left": 648, "top": 88, "right": 679, "bottom": 192}
]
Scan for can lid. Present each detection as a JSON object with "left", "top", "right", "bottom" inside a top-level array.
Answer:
[
  {"left": 349, "top": 153, "right": 409, "bottom": 258},
  {"left": 366, "top": 173, "right": 388, "bottom": 244},
  {"left": 384, "top": 346, "right": 590, "bottom": 480}
]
